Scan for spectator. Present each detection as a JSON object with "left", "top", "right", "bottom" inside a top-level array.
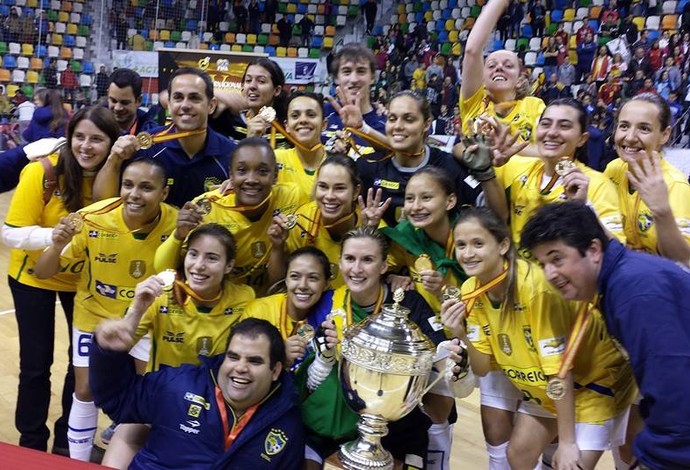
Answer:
[
  {"left": 426, "top": 73, "right": 443, "bottom": 117},
  {"left": 659, "top": 30, "right": 671, "bottom": 51},
  {"left": 637, "top": 77, "right": 657, "bottom": 95},
  {"left": 22, "top": 89, "right": 68, "bottom": 144},
  {"left": 609, "top": 53, "right": 628, "bottom": 80},
  {"left": 188, "top": 31, "right": 200, "bottom": 49},
  {"left": 298, "top": 14, "right": 314, "bottom": 47},
  {"left": 656, "top": 56, "right": 682, "bottom": 92},
  {"left": 107, "top": 68, "right": 157, "bottom": 135},
  {"left": 21, "top": 11, "right": 35, "bottom": 44},
  {"left": 116, "top": 15, "right": 128, "bottom": 49},
  {"left": 627, "top": 46, "right": 653, "bottom": 79},
  {"left": 576, "top": 32, "right": 597, "bottom": 83},
  {"left": 36, "top": 10, "right": 49, "bottom": 44},
  {"left": 44, "top": 62, "right": 58, "bottom": 89},
  {"left": 655, "top": 70, "right": 673, "bottom": 100},
  {"left": 277, "top": 15, "right": 292, "bottom": 47},
  {"left": 233, "top": 0, "right": 248, "bottom": 33},
  {"left": 542, "top": 36, "right": 559, "bottom": 81},
  {"left": 403, "top": 54, "right": 417, "bottom": 88},
  {"left": 648, "top": 39, "right": 663, "bottom": 73},
  {"left": 432, "top": 104, "right": 454, "bottom": 135},
  {"left": 598, "top": 73, "right": 620, "bottom": 106},
  {"left": 576, "top": 21, "right": 595, "bottom": 46},
  {"left": 13, "top": 91, "right": 35, "bottom": 139},
  {"left": 682, "top": 2, "right": 690, "bottom": 34},
  {"left": 426, "top": 55, "right": 444, "bottom": 83},
  {"left": 620, "top": 15, "right": 638, "bottom": 45},
  {"left": 629, "top": 0, "right": 647, "bottom": 17},
  {"left": 508, "top": 0, "right": 523, "bottom": 39},
  {"left": 668, "top": 91, "right": 683, "bottom": 126},
  {"left": 248, "top": 0, "right": 260, "bottom": 34},
  {"left": 600, "top": 0, "right": 619, "bottom": 24},
  {"left": 441, "top": 76, "right": 458, "bottom": 108},
  {"left": 632, "top": 29, "right": 650, "bottom": 51},
  {"left": 60, "top": 67, "right": 79, "bottom": 106},
  {"left": 94, "top": 65, "right": 109, "bottom": 100},
  {"left": 5, "top": 7, "right": 21, "bottom": 42},
  {"left": 598, "top": 14, "right": 619, "bottom": 42},
  {"left": 529, "top": 0, "right": 546, "bottom": 38},
  {"left": 497, "top": 4, "right": 511, "bottom": 42},
  {"left": 539, "top": 73, "right": 566, "bottom": 103},
  {"left": 264, "top": 0, "right": 277, "bottom": 23},
  {"left": 627, "top": 68, "right": 646, "bottom": 96},
  {"left": 363, "top": 0, "right": 377, "bottom": 35},
  {"left": 557, "top": 55, "right": 576, "bottom": 95},
  {"left": 554, "top": 23, "right": 569, "bottom": 48}
]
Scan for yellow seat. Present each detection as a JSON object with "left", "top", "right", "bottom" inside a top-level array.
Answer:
[
  {"left": 323, "top": 36, "right": 333, "bottom": 48},
  {"left": 397, "top": 4, "right": 405, "bottom": 14},
  {"left": 7, "top": 84, "right": 19, "bottom": 96},
  {"left": 27, "top": 70, "right": 39, "bottom": 83},
  {"left": 632, "top": 16, "right": 645, "bottom": 30},
  {"left": 60, "top": 46, "right": 72, "bottom": 59},
  {"left": 52, "top": 34, "right": 63, "bottom": 46},
  {"left": 21, "top": 43, "right": 34, "bottom": 56},
  {"left": 563, "top": 8, "right": 575, "bottom": 21},
  {"left": 67, "top": 23, "right": 77, "bottom": 35},
  {"left": 569, "top": 35, "right": 577, "bottom": 48},
  {"left": 452, "top": 42, "right": 461, "bottom": 56},
  {"left": 58, "top": 11, "right": 69, "bottom": 22},
  {"left": 449, "top": 30, "right": 459, "bottom": 42},
  {"left": 445, "top": 19, "right": 454, "bottom": 30},
  {"left": 27, "top": 0, "right": 37, "bottom": 7},
  {"left": 569, "top": 50, "right": 578, "bottom": 64},
  {"left": 276, "top": 46, "right": 287, "bottom": 56},
  {"left": 199, "top": 43, "right": 208, "bottom": 49},
  {"left": 661, "top": 14, "right": 678, "bottom": 30},
  {"left": 160, "top": 30, "right": 170, "bottom": 41},
  {"left": 424, "top": 11, "right": 432, "bottom": 21},
  {"left": 231, "top": 44, "right": 241, "bottom": 52},
  {"left": 287, "top": 3, "right": 296, "bottom": 13},
  {"left": 246, "top": 33, "right": 256, "bottom": 44}
]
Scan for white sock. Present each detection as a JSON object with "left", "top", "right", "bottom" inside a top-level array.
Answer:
[
  {"left": 427, "top": 422, "right": 453, "bottom": 470},
  {"left": 68, "top": 394, "right": 98, "bottom": 461},
  {"left": 486, "top": 441, "right": 511, "bottom": 470},
  {"left": 612, "top": 447, "right": 632, "bottom": 470},
  {"left": 541, "top": 442, "right": 557, "bottom": 468}
]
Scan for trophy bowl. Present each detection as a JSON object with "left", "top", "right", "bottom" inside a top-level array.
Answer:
[{"left": 337, "top": 294, "right": 435, "bottom": 470}]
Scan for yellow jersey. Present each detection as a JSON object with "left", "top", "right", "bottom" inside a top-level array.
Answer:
[
  {"left": 244, "top": 293, "right": 305, "bottom": 340},
  {"left": 5, "top": 154, "right": 94, "bottom": 291},
  {"left": 134, "top": 281, "right": 255, "bottom": 371},
  {"left": 155, "top": 183, "right": 308, "bottom": 296},
  {"left": 460, "top": 86, "right": 545, "bottom": 143},
  {"left": 275, "top": 147, "right": 318, "bottom": 200},
  {"left": 496, "top": 158, "right": 625, "bottom": 246},
  {"left": 61, "top": 198, "right": 178, "bottom": 331},
  {"left": 604, "top": 158, "right": 690, "bottom": 254},
  {"left": 464, "top": 259, "right": 636, "bottom": 422}
]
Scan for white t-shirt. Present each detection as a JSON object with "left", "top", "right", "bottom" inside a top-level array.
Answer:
[{"left": 16, "top": 101, "right": 35, "bottom": 121}]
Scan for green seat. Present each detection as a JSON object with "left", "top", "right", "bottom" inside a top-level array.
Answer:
[
  {"left": 366, "top": 36, "right": 375, "bottom": 48},
  {"left": 413, "top": 2, "right": 422, "bottom": 12},
  {"left": 71, "top": 60, "right": 82, "bottom": 73},
  {"left": 516, "top": 37, "right": 529, "bottom": 51},
  {"left": 440, "top": 43, "right": 451, "bottom": 55},
  {"left": 598, "top": 36, "right": 611, "bottom": 46},
  {"left": 278, "top": 2, "right": 287, "bottom": 13},
  {"left": 21, "top": 84, "right": 34, "bottom": 99},
  {"left": 171, "top": 30, "right": 181, "bottom": 42},
  {"left": 292, "top": 25, "right": 302, "bottom": 36},
  {"left": 0, "top": 42, "right": 7, "bottom": 54},
  {"left": 579, "top": 0, "right": 591, "bottom": 6},
  {"left": 347, "top": 6, "right": 358, "bottom": 17},
  {"left": 470, "top": 5, "right": 481, "bottom": 17},
  {"left": 78, "top": 25, "right": 90, "bottom": 36},
  {"left": 242, "top": 44, "right": 254, "bottom": 52},
  {"left": 400, "top": 23, "right": 409, "bottom": 34},
  {"left": 47, "top": 10, "right": 57, "bottom": 21},
  {"left": 258, "top": 33, "right": 268, "bottom": 46},
  {"left": 546, "top": 23, "right": 558, "bottom": 35},
  {"left": 145, "top": 40, "right": 153, "bottom": 51},
  {"left": 309, "top": 47, "right": 320, "bottom": 58}
]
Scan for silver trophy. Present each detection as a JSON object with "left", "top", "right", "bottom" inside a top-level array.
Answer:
[{"left": 337, "top": 290, "right": 436, "bottom": 469}]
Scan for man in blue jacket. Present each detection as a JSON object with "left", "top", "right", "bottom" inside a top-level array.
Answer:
[
  {"left": 521, "top": 202, "right": 690, "bottom": 470},
  {"left": 90, "top": 318, "right": 305, "bottom": 469}
]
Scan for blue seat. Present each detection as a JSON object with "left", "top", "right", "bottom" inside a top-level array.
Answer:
[
  {"left": 679, "top": 0, "right": 690, "bottom": 12},
  {"left": 588, "top": 19, "right": 599, "bottom": 30},
  {"left": 36, "top": 45, "right": 47, "bottom": 58},
  {"left": 187, "top": 19, "right": 198, "bottom": 31},
  {"left": 438, "top": 30, "right": 448, "bottom": 42},
  {"left": 448, "top": 0, "right": 457, "bottom": 7},
  {"left": 297, "top": 3, "right": 307, "bottom": 13},
  {"left": 264, "top": 45, "right": 276, "bottom": 55},
  {"left": 536, "top": 52, "right": 545, "bottom": 65},
  {"left": 82, "top": 14, "right": 92, "bottom": 26},
  {"left": 141, "top": 29, "right": 148, "bottom": 39},
  {"left": 210, "top": 43, "right": 220, "bottom": 50},
  {"left": 0, "top": 5, "right": 9, "bottom": 16},
  {"left": 64, "top": 35, "right": 76, "bottom": 47},
  {"left": 492, "top": 39, "right": 504, "bottom": 51},
  {"left": 415, "top": 11, "right": 424, "bottom": 22},
  {"left": 311, "top": 35, "right": 323, "bottom": 47},
  {"left": 82, "top": 61, "right": 94, "bottom": 74},
  {"left": 142, "top": 93, "right": 150, "bottom": 106},
  {"left": 442, "top": 8, "right": 452, "bottom": 19},
  {"left": 550, "top": 9, "right": 563, "bottom": 23},
  {"left": 521, "top": 24, "right": 533, "bottom": 37},
  {"left": 3, "top": 56, "right": 16, "bottom": 69},
  {"left": 373, "top": 24, "right": 383, "bottom": 35},
  {"left": 41, "top": 0, "right": 50, "bottom": 8},
  {"left": 554, "top": 0, "right": 569, "bottom": 8},
  {"left": 164, "top": 41, "right": 175, "bottom": 48},
  {"left": 648, "top": 30, "right": 660, "bottom": 41}
]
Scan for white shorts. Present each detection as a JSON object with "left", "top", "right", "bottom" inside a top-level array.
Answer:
[
  {"left": 479, "top": 370, "right": 523, "bottom": 411},
  {"left": 72, "top": 327, "right": 151, "bottom": 367},
  {"left": 517, "top": 403, "right": 631, "bottom": 451}
]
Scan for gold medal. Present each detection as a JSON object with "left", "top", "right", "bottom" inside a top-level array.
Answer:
[
  {"left": 158, "top": 269, "right": 177, "bottom": 291},
  {"left": 285, "top": 214, "right": 298, "bottom": 230},
  {"left": 195, "top": 198, "right": 212, "bottom": 215},
  {"left": 555, "top": 159, "right": 576, "bottom": 176},
  {"left": 441, "top": 285, "right": 461, "bottom": 303},
  {"left": 546, "top": 377, "right": 567, "bottom": 400},
  {"left": 414, "top": 254, "right": 434, "bottom": 273},
  {"left": 65, "top": 212, "right": 84, "bottom": 232},
  {"left": 258, "top": 106, "right": 276, "bottom": 122},
  {"left": 136, "top": 131, "right": 153, "bottom": 150},
  {"left": 296, "top": 323, "right": 315, "bottom": 342}
]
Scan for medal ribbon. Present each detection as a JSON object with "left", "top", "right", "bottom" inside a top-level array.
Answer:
[
  {"left": 462, "top": 267, "right": 509, "bottom": 316},
  {"left": 77, "top": 199, "right": 160, "bottom": 235},
  {"left": 290, "top": 209, "right": 358, "bottom": 242},
  {"left": 173, "top": 279, "right": 223, "bottom": 304},
  {"left": 203, "top": 192, "right": 272, "bottom": 215},
  {"left": 143, "top": 125, "right": 207, "bottom": 145},
  {"left": 539, "top": 168, "right": 561, "bottom": 195},
  {"left": 553, "top": 300, "right": 595, "bottom": 381},
  {"left": 214, "top": 386, "right": 259, "bottom": 451},
  {"left": 269, "top": 119, "right": 324, "bottom": 153}
]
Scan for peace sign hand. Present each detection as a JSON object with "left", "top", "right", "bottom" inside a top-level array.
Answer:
[{"left": 358, "top": 187, "right": 392, "bottom": 227}]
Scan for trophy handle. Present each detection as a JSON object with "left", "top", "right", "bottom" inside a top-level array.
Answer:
[{"left": 421, "top": 358, "right": 455, "bottom": 396}]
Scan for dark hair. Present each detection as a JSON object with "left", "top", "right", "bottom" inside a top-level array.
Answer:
[
  {"left": 126, "top": 157, "right": 169, "bottom": 188},
  {"left": 226, "top": 318, "right": 286, "bottom": 369},
  {"left": 330, "top": 43, "right": 377, "bottom": 76},
  {"left": 168, "top": 67, "right": 214, "bottom": 100},
  {"left": 520, "top": 201, "right": 609, "bottom": 256},
  {"left": 230, "top": 137, "right": 277, "bottom": 168},
  {"left": 388, "top": 90, "right": 431, "bottom": 122},
  {"left": 286, "top": 246, "right": 332, "bottom": 280},
  {"left": 36, "top": 88, "right": 68, "bottom": 133},
  {"left": 285, "top": 90, "right": 325, "bottom": 120},
  {"left": 242, "top": 58, "right": 287, "bottom": 121},
  {"left": 56, "top": 106, "right": 120, "bottom": 213},
  {"left": 455, "top": 206, "right": 518, "bottom": 325},
  {"left": 541, "top": 98, "right": 590, "bottom": 165},
  {"left": 621, "top": 93, "right": 672, "bottom": 130},
  {"left": 341, "top": 225, "right": 389, "bottom": 260},
  {"left": 317, "top": 153, "right": 362, "bottom": 192},
  {"left": 108, "top": 68, "right": 143, "bottom": 99},
  {"left": 408, "top": 167, "right": 458, "bottom": 216}
]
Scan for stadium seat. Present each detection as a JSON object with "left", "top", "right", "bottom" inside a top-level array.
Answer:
[
  {"left": 8, "top": 42, "right": 20, "bottom": 55},
  {"left": 60, "top": 47, "right": 72, "bottom": 59},
  {"left": 70, "top": 12, "right": 80, "bottom": 23},
  {"left": 52, "top": 34, "right": 63, "bottom": 46},
  {"left": 551, "top": 9, "right": 563, "bottom": 22},
  {"left": 67, "top": 23, "right": 77, "bottom": 35},
  {"left": 224, "top": 32, "right": 235, "bottom": 43},
  {"left": 219, "top": 44, "right": 230, "bottom": 51},
  {"left": 3, "top": 56, "right": 16, "bottom": 69},
  {"left": 323, "top": 36, "right": 333, "bottom": 48},
  {"left": 78, "top": 25, "right": 90, "bottom": 36},
  {"left": 76, "top": 36, "right": 86, "bottom": 48},
  {"left": 521, "top": 24, "right": 533, "bottom": 37},
  {"left": 297, "top": 47, "right": 308, "bottom": 57},
  {"left": 48, "top": 45, "right": 59, "bottom": 58},
  {"left": 73, "top": 48, "right": 83, "bottom": 59},
  {"left": 27, "top": 70, "right": 39, "bottom": 83},
  {"left": 171, "top": 30, "right": 181, "bottom": 42},
  {"left": 287, "top": 47, "right": 297, "bottom": 57},
  {"left": 181, "top": 31, "right": 191, "bottom": 42},
  {"left": 264, "top": 45, "right": 275, "bottom": 55},
  {"left": 83, "top": 61, "right": 94, "bottom": 74},
  {"left": 12, "top": 69, "right": 25, "bottom": 83},
  {"left": 64, "top": 35, "right": 76, "bottom": 47},
  {"left": 0, "top": 69, "right": 10, "bottom": 82},
  {"left": 30, "top": 57, "right": 43, "bottom": 70},
  {"left": 524, "top": 51, "right": 537, "bottom": 66},
  {"left": 164, "top": 41, "right": 174, "bottom": 48},
  {"left": 242, "top": 44, "right": 253, "bottom": 52},
  {"left": 589, "top": 5, "right": 601, "bottom": 18},
  {"left": 27, "top": 0, "right": 37, "bottom": 7},
  {"left": 56, "top": 59, "right": 67, "bottom": 72},
  {"left": 55, "top": 22, "right": 66, "bottom": 34},
  {"left": 70, "top": 60, "right": 81, "bottom": 72},
  {"left": 160, "top": 30, "right": 170, "bottom": 41},
  {"left": 79, "top": 73, "right": 91, "bottom": 87},
  {"left": 505, "top": 38, "right": 516, "bottom": 50},
  {"left": 576, "top": 7, "right": 588, "bottom": 19},
  {"left": 51, "top": 0, "right": 60, "bottom": 9},
  {"left": 309, "top": 47, "right": 319, "bottom": 58},
  {"left": 563, "top": 7, "right": 575, "bottom": 20},
  {"left": 153, "top": 41, "right": 164, "bottom": 49},
  {"left": 58, "top": 11, "right": 68, "bottom": 22},
  {"left": 662, "top": 0, "right": 678, "bottom": 13},
  {"left": 529, "top": 37, "right": 541, "bottom": 50},
  {"left": 236, "top": 33, "right": 246, "bottom": 43},
  {"left": 73, "top": 1, "right": 82, "bottom": 12},
  {"left": 661, "top": 14, "right": 678, "bottom": 29},
  {"left": 646, "top": 15, "right": 661, "bottom": 29},
  {"left": 21, "top": 43, "right": 33, "bottom": 56},
  {"left": 175, "top": 42, "right": 185, "bottom": 49},
  {"left": 231, "top": 44, "right": 241, "bottom": 51},
  {"left": 17, "top": 57, "right": 29, "bottom": 69},
  {"left": 0, "top": 42, "right": 7, "bottom": 55}
]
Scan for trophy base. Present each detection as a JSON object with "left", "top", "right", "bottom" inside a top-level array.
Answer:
[
  {"left": 325, "top": 452, "right": 403, "bottom": 470},
  {"left": 337, "top": 441, "right": 394, "bottom": 470}
]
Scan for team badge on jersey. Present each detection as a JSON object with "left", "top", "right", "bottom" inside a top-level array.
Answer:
[
  {"left": 523, "top": 325, "right": 536, "bottom": 352},
  {"left": 251, "top": 241, "right": 267, "bottom": 258},
  {"left": 130, "top": 260, "right": 146, "bottom": 279},
  {"left": 196, "top": 336, "right": 212, "bottom": 356},
  {"left": 637, "top": 212, "right": 654, "bottom": 232},
  {"left": 498, "top": 334, "right": 512, "bottom": 355},
  {"left": 264, "top": 429, "right": 288, "bottom": 457},
  {"left": 187, "top": 404, "right": 202, "bottom": 418}
]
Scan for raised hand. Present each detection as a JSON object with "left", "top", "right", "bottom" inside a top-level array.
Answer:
[
  {"left": 440, "top": 297, "right": 467, "bottom": 338},
  {"left": 358, "top": 187, "right": 392, "bottom": 227},
  {"left": 562, "top": 166, "right": 589, "bottom": 202},
  {"left": 627, "top": 150, "right": 671, "bottom": 217},
  {"left": 174, "top": 201, "right": 204, "bottom": 240}
]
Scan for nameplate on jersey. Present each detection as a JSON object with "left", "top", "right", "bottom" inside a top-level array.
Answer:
[
  {"left": 464, "top": 174, "right": 480, "bottom": 189},
  {"left": 374, "top": 178, "right": 400, "bottom": 190}
]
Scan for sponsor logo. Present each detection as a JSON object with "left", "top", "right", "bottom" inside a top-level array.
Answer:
[
  {"left": 514, "top": 205, "right": 526, "bottom": 216},
  {"left": 94, "top": 252, "right": 117, "bottom": 263},
  {"left": 87, "top": 231, "right": 118, "bottom": 239},
  {"left": 223, "top": 308, "right": 234, "bottom": 315},
  {"left": 183, "top": 392, "right": 210, "bottom": 410},
  {"left": 95, "top": 280, "right": 117, "bottom": 299},
  {"left": 502, "top": 366, "right": 547, "bottom": 385},
  {"left": 179, "top": 422, "right": 200, "bottom": 434},
  {"left": 263, "top": 428, "right": 288, "bottom": 458},
  {"left": 523, "top": 325, "right": 536, "bottom": 351},
  {"left": 187, "top": 404, "right": 202, "bottom": 418},
  {"left": 130, "top": 260, "right": 146, "bottom": 279},
  {"left": 481, "top": 323, "right": 491, "bottom": 337},
  {"left": 159, "top": 306, "right": 169, "bottom": 314},
  {"left": 466, "top": 324, "right": 480, "bottom": 342},
  {"left": 498, "top": 334, "right": 512, "bottom": 355},
  {"left": 637, "top": 212, "right": 653, "bottom": 232},
  {"left": 538, "top": 336, "right": 566, "bottom": 357},
  {"left": 373, "top": 178, "right": 400, "bottom": 190},
  {"left": 162, "top": 331, "right": 185, "bottom": 343}
]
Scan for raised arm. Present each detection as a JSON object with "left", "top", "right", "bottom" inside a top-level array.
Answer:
[
  {"left": 93, "top": 135, "right": 139, "bottom": 201},
  {"left": 462, "top": 0, "right": 511, "bottom": 100},
  {"left": 33, "top": 217, "right": 77, "bottom": 278}
]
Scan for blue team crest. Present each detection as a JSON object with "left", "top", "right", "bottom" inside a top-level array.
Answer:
[{"left": 264, "top": 428, "right": 288, "bottom": 456}]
